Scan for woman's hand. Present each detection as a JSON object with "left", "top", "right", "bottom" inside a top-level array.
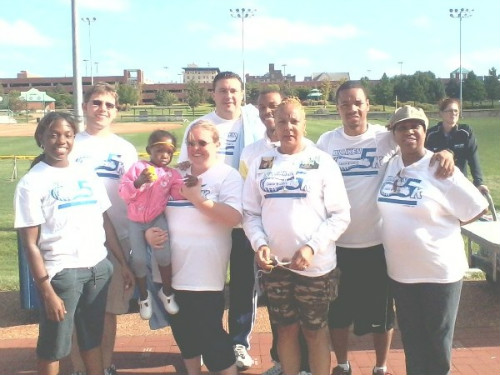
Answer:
[
  {"left": 121, "top": 264, "right": 135, "bottom": 290},
  {"left": 430, "top": 150, "right": 455, "bottom": 178},
  {"left": 175, "top": 160, "right": 191, "bottom": 171},
  {"left": 256, "top": 245, "right": 274, "bottom": 271},
  {"left": 145, "top": 227, "right": 168, "bottom": 249},
  {"left": 180, "top": 176, "right": 203, "bottom": 204},
  {"left": 43, "top": 290, "right": 67, "bottom": 322},
  {"left": 478, "top": 185, "right": 489, "bottom": 195},
  {"left": 290, "top": 245, "right": 314, "bottom": 271}
]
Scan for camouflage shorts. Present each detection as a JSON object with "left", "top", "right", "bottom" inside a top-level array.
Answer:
[{"left": 262, "top": 267, "right": 340, "bottom": 330}]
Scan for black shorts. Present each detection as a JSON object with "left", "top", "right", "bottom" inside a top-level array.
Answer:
[
  {"left": 168, "top": 290, "right": 235, "bottom": 372},
  {"left": 328, "top": 244, "right": 395, "bottom": 335}
]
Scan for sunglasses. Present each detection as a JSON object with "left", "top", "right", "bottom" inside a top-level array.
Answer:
[
  {"left": 91, "top": 99, "right": 116, "bottom": 109},
  {"left": 186, "top": 140, "right": 213, "bottom": 147}
]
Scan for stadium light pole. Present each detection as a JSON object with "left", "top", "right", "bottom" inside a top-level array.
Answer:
[
  {"left": 71, "top": 0, "right": 83, "bottom": 130},
  {"left": 450, "top": 8, "right": 474, "bottom": 118},
  {"left": 398, "top": 61, "right": 403, "bottom": 75},
  {"left": 81, "top": 17, "right": 96, "bottom": 85},
  {"left": 230, "top": 8, "right": 256, "bottom": 103},
  {"left": 83, "top": 59, "right": 89, "bottom": 76}
]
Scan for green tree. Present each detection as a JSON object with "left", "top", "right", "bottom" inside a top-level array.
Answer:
[
  {"left": 484, "top": 68, "right": 500, "bottom": 107},
  {"left": 154, "top": 89, "right": 177, "bottom": 107},
  {"left": 117, "top": 83, "right": 140, "bottom": 106},
  {"left": 47, "top": 84, "right": 73, "bottom": 109},
  {"left": 7, "top": 90, "right": 24, "bottom": 112},
  {"left": 0, "top": 85, "right": 6, "bottom": 109},
  {"left": 463, "top": 71, "right": 486, "bottom": 106},
  {"left": 445, "top": 79, "right": 459, "bottom": 99},
  {"left": 359, "top": 77, "right": 372, "bottom": 99},
  {"left": 280, "top": 80, "right": 296, "bottom": 98},
  {"left": 392, "top": 75, "right": 410, "bottom": 103},
  {"left": 372, "top": 73, "right": 393, "bottom": 111},
  {"left": 186, "top": 80, "right": 205, "bottom": 115},
  {"left": 407, "top": 76, "right": 426, "bottom": 105},
  {"left": 245, "top": 82, "right": 262, "bottom": 104},
  {"left": 295, "top": 87, "right": 311, "bottom": 101},
  {"left": 320, "top": 80, "right": 332, "bottom": 107}
]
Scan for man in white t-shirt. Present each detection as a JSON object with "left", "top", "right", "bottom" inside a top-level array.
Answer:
[
  {"left": 70, "top": 82, "right": 138, "bottom": 375},
  {"left": 317, "top": 81, "right": 454, "bottom": 375},
  {"left": 178, "top": 71, "right": 263, "bottom": 370}
]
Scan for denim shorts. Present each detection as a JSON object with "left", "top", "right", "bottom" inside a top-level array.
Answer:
[{"left": 37, "top": 258, "right": 113, "bottom": 360}]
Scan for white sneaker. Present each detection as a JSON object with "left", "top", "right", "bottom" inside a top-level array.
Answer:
[
  {"left": 262, "top": 361, "right": 282, "bottom": 375},
  {"left": 234, "top": 344, "right": 253, "bottom": 370},
  {"left": 158, "top": 288, "right": 179, "bottom": 314},
  {"left": 138, "top": 290, "right": 152, "bottom": 320},
  {"left": 104, "top": 364, "right": 118, "bottom": 375}
]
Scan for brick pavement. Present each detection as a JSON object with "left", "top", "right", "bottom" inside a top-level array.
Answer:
[{"left": 1, "top": 280, "right": 498, "bottom": 374}]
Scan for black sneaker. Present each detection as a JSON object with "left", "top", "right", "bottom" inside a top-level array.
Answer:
[{"left": 331, "top": 363, "right": 352, "bottom": 375}]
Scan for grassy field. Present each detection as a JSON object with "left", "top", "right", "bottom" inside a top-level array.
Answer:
[{"left": 0, "top": 115, "right": 498, "bottom": 291}]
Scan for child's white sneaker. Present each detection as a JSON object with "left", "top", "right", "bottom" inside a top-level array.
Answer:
[
  {"left": 138, "top": 290, "right": 153, "bottom": 320},
  {"left": 158, "top": 288, "right": 179, "bottom": 314}
]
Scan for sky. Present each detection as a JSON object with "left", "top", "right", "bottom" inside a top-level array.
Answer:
[{"left": 1, "top": 0, "right": 500, "bottom": 84}]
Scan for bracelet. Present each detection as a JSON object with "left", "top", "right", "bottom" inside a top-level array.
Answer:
[{"left": 36, "top": 274, "right": 49, "bottom": 285}]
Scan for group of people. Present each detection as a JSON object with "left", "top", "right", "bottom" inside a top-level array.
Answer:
[{"left": 14, "top": 74, "right": 489, "bottom": 375}]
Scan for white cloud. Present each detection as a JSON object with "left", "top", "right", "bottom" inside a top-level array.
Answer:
[
  {"left": 210, "top": 16, "right": 360, "bottom": 50},
  {"left": 186, "top": 21, "right": 212, "bottom": 33},
  {"left": 96, "top": 49, "right": 133, "bottom": 75},
  {"left": 287, "top": 58, "right": 312, "bottom": 68},
  {"left": 413, "top": 16, "right": 431, "bottom": 28},
  {"left": 367, "top": 48, "right": 390, "bottom": 61},
  {"left": 469, "top": 48, "right": 500, "bottom": 71},
  {"left": 0, "top": 20, "right": 53, "bottom": 47},
  {"left": 444, "top": 47, "right": 500, "bottom": 75}
]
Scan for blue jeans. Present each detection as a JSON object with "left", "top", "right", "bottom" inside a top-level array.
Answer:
[
  {"left": 228, "top": 228, "right": 257, "bottom": 348},
  {"left": 391, "top": 279, "right": 463, "bottom": 375}
]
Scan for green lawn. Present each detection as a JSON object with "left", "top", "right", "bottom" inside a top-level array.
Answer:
[{"left": 1, "top": 115, "right": 498, "bottom": 291}]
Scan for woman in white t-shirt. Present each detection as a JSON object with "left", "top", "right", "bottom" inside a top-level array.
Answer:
[
  {"left": 377, "top": 106, "right": 488, "bottom": 375},
  {"left": 146, "top": 120, "right": 243, "bottom": 375},
  {"left": 14, "top": 112, "right": 134, "bottom": 375},
  {"left": 242, "top": 97, "right": 351, "bottom": 375}
]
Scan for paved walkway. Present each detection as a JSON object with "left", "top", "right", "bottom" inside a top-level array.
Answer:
[
  {"left": 1, "top": 281, "right": 499, "bottom": 374},
  {"left": 1, "top": 326, "right": 499, "bottom": 374}
]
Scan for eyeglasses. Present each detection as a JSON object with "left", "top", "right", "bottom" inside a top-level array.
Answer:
[
  {"left": 443, "top": 109, "right": 459, "bottom": 114},
  {"left": 91, "top": 99, "right": 116, "bottom": 109},
  {"left": 186, "top": 140, "right": 213, "bottom": 147}
]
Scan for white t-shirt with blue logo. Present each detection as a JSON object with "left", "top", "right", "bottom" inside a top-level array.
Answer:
[
  {"left": 243, "top": 144, "right": 351, "bottom": 277},
  {"left": 377, "top": 150, "right": 488, "bottom": 283},
  {"left": 71, "top": 131, "right": 138, "bottom": 240},
  {"left": 317, "top": 124, "right": 396, "bottom": 248},
  {"left": 14, "top": 162, "right": 111, "bottom": 280}
]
